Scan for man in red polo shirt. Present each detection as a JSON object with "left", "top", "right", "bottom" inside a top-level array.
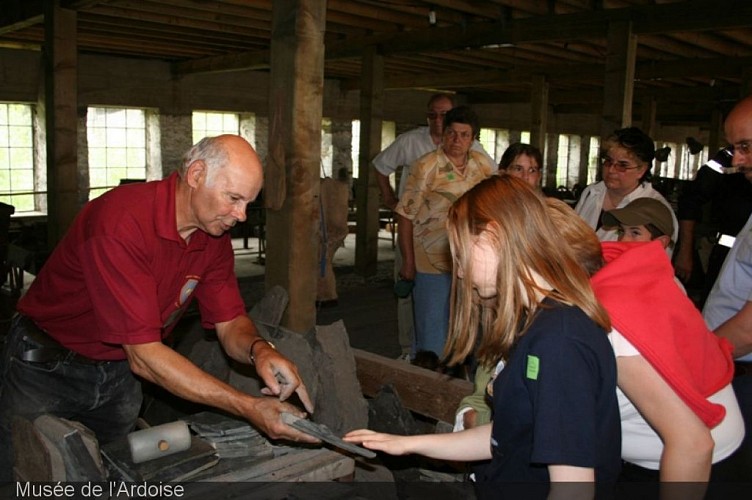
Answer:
[{"left": 0, "top": 135, "right": 316, "bottom": 480}]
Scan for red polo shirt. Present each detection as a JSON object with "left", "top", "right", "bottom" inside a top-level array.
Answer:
[{"left": 17, "top": 172, "right": 247, "bottom": 360}]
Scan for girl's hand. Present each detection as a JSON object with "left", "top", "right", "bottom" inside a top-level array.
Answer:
[{"left": 343, "top": 429, "right": 411, "bottom": 456}]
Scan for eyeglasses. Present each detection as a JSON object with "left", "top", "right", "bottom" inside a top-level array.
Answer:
[
  {"left": 731, "top": 141, "right": 752, "bottom": 156},
  {"left": 427, "top": 111, "right": 448, "bottom": 120},
  {"left": 508, "top": 165, "right": 541, "bottom": 175},
  {"left": 444, "top": 128, "right": 473, "bottom": 140},
  {"left": 601, "top": 156, "right": 641, "bottom": 173}
]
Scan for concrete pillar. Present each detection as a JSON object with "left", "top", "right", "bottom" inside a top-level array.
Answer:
[
  {"left": 158, "top": 114, "right": 192, "bottom": 176},
  {"left": 252, "top": 115, "right": 269, "bottom": 168},
  {"left": 331, "top": 119, "right": 353, "bottom": 181}
]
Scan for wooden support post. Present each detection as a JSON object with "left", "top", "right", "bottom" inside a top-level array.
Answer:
[
  {"left": 578, "top": 135, "right": 591, "bottom": 187},
  {"left": 529, "top": 74, "right": 549, "bottom": 153},
  {"left": 43, "top": 1, "right": 78, "bottom": 247},
  {"left": 601, "top": 21, "right": 636, "bottom": 140},
  {"left": 544, "top": 133, "right": 559, "bottom": 190},
  {"left": 265, "top": 0, "right": 326, "bottom": 333},
  {"left": 353, "top": 349, "right": 473, "bottom": 424},
  {"left": 355, "top": 46, "right": 384, "bottom": 277},
  {"left": 641, "top": 97, "right": 657, "bottom": 138},
  {"left": 708, "top": 107, "right": 723, "bottom": 154}
]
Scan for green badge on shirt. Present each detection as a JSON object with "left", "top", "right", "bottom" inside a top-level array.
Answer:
[{"left": 526, "top": 355, "right": 540, "bottom": 380}]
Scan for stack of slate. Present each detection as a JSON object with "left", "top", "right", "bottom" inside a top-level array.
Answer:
[{"left": 182, "top": 411, "right": 274, "bottom": 460}]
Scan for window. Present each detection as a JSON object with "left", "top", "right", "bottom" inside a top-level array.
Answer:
[
  {"left": 0, "top": 103, "right": 36, "bottom": 212},
  {"left": 479, "top": 128, "right": 499, "bottom": 163},
  {"left": 192, "top": 111, "right": 240, "bottom": 143},
  {"left": 87, "top": 107, "right": 147, "bottom": 199},
  {"left": 351, "top": 119, "right": 361, "bottom": 179},
  {"left": 587, "top": 137, "right": 600, "bottom": 185}
]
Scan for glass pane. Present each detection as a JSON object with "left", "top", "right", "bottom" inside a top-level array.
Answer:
[
  {"left": 206, "top": 113, "right": 224, "bottom": 130},
  {"left": 9, "top": 148, "right": 33, "bottom": 169},
  {"left": 126, "top": 148, "right": 145, "bottom": 168},
  {"left": 88, "top": 127, "right": 107, "bottom": 146},
  {"left": 0, "top": 170, "right": 10, "bottom": 190},
  {"left": 9, "top": 103, "right": 31, "bottom": 125},
  {"left": 126, "top": 128, "right": 145, "bottom": 148},
  {"left": 126, "top": 109, "right": 145, "bottom": 127},
  {"left": 106, "top": 127, "right": 127, "bottom": 148},
  {"left": 87, "top": 107, "right": 107, "bottom": 127},
  {"left": 106, "top": 109, "right": 127, "bottom": 128},
  {"left": 193, "top": 112, "right": 206, "bottom": 129},
  {"left": 107, "top": 167, "right": 127, "bottom": 186},
  {"left": 9, "top": 125, "right": 32, "bottom": 147},
  {"left": 107, "top": 148, "right": 127, "bottom": 167},
  {"left": 11, "top": 170, "right": 33, "bottom": 191},
  {"left": 89, "top": 168, "right": 108, "bottom": 187},
  {"left": 88, "top": 148, "right": 107, "bottom": 167},
  {"left": 12, "top": 193, "right": 33, "bottom": 211}
]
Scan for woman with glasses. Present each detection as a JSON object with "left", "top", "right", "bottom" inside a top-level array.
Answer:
[
  {"left": 394, "top": 105, "right": 494, "bottom": 359},
  {"left": 498, "top": 142, "right": 543, "bottom": 190},
  {"left": 575, "top": 127, "right": 678, "bottom": 254}
]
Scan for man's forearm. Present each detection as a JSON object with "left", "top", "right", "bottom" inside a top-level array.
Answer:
[
  {"left": 375, "top": 170, "right": 398, "bottom": 210},
  {"left": 123, "top": 341, "right": 254, "bottom": 416}
]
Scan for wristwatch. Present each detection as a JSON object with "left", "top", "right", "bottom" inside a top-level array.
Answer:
[{"left": 249, "top": 337, "right": 275, "bottom": 365}]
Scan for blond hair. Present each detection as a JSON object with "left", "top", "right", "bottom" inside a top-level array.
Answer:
[
  {"left": 445, "top": 176, "right": 610, "bottom": 367},
  {"left": 545, "top": 198, "right": 604, "bottom": 276}
]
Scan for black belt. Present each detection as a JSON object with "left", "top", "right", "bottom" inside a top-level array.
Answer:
[{"left": 18, "top": 315, "right": 109, "bottom": 366}]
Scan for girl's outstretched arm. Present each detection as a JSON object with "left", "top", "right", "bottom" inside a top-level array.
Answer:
[{"left": 344, "top": 424, "right": 493, "bottom": 462}]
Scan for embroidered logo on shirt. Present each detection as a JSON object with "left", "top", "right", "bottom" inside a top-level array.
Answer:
[
  {"left": 526, "top": 355, "right": 540, "bottom": 380},
  {"left": 163, "top": 277, "right": 200, "bottom": 330}
]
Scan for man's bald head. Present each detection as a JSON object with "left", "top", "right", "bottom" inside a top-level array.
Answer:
[
  {"left": 180, "top": 134, "right": 262, "bottom": 184},
  {"left": 725, "top": 95, "right": 752, "bottom": 180}
]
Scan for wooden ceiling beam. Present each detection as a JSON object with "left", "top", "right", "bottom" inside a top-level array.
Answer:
[
  {"left": 0, "top": 0, "right": 43, "bottom": 36},
  {"left": 168, "top": 0, "right": 752, "bottom": 76},
  {"left": 327, "top": 1, "right": 752, "bottom": 59},
  {"left": 172, "top": 50, "right": 271, "bottom": 76},
  {"left": 81, "top": 13, "right": 264, "bottom": 39},
  {"left": 364, "top": 55, "right": 749, "bottom": 92},
  {"left": 84, "top": 3, "right": 271, "bottom": 34},
  {"left": 426, "top": 0, "right": 505, "bottom": 19},
  {"left": 325, "top": 0, "right": 433, "bottom": 27}
]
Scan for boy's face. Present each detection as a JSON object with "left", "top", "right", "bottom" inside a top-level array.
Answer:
[
  {"left": 617, "top": 224, "right": 653, "bottom": 243},
  {"left": 617, "top": 223, "right": 671, "bottom": 249}
]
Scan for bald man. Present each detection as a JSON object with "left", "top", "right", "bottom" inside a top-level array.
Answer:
[
  {"left": 0, "top": 135, "right": 316, "bottom": 481},
  {"left": 704, "top": 96, "right": 752, "bottom": 356},
  {"left": 703, "top": 96, "right": 752, "bottom": 479}
]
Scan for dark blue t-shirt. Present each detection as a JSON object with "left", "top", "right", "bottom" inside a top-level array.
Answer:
[{"left": 478, "top": 298, "right": 621, "bottom": 489}]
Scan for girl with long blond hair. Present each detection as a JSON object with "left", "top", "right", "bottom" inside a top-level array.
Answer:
[{"left": 346, "top": 176, "right": 621, "bottom": 494}]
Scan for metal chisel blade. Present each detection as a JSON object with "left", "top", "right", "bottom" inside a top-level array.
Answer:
[{"left": 281, "top": 412, "right": 376, "bottom": 459}]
